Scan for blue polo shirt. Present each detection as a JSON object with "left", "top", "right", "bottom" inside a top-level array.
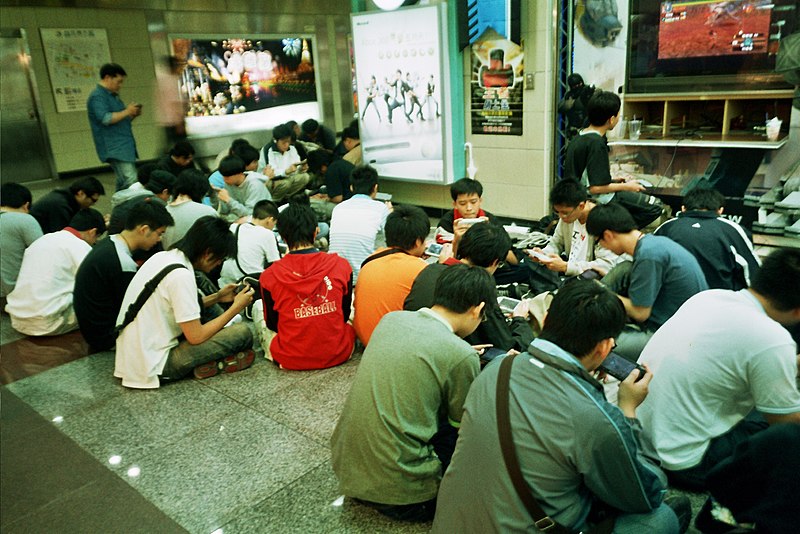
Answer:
[{"left": 87, "top": 84, "right": 138, "bottom": 163}]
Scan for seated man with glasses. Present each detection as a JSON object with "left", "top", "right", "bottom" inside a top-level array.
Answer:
[
  {"left": 30, "top": 176, "right": 106, "bottom": 234},
  {"left": 528, "top": 179, "right": 627, "bottom": 279},
  {"left": 332, "top": 264, "right": 496, "bottom": 523}
]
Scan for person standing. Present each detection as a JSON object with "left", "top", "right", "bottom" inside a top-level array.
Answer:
[{"left": 87, "top": 63, "right": 142, "bottom": 191}]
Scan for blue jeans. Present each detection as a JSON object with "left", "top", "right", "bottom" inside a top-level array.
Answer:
[
  {"left": 108, "top": 159, "right": 138, "bottom": 191},
  {"left": 612, "top": 503, "right": 680, "bottom": 534}
]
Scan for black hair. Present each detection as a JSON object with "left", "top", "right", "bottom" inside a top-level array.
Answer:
[
  {"left": 683, "top": 187, "right": 725, "bottom": 211},
  {"left": 218, "top": 155, "right": 245, "bottom": 177},
  {"left": 750, "top": 249, "right": 800, "bottom": 312},
  {"left": 174, "top": 169, "right": 210, "bottom": 202},
  {"left": 350, "top": 165, "right": 378, "bottom": 195},
  {"left": 169, "top": 140, "right": 195, "bottom": 157},
  {"left": 341, "top": 124, "right": 359, "bottom": 141},
  {"left": 456, "top": 222, "right": 511, "bottom": 268},
  {"left": 124, "top": 199, "right": 174, "bottom": 231},
  {"left": 233, "top": 145, "right": 259, "bottom": 167},
  {"left": 69, "top": 208, "right": 107, "bottom": 234},
  {"left": 301, "top": 119, "right": 319, "bottom": 134},
  {"left": 586, "top": 90, "right": 621, "bottom": 127},
  {"left": 432, "top": 263, "right": 496, "bottom": 315},
  {"left": 146, "top": 170, "right": 176, "bottom": 196},
  {"left": 550, "top": 179, "right": 589, "bottom": 207},
  {"left": 285, "top": 192, "right": 311, "bottom": 206},
  {"left": 307, "top": 149, "right": 333, "bottom": 175},
  {"left": 252, "top": 199, "right": 279, "bottom": 221},
  {"left": 1, "top": 183, "right": 32, "bottom": 208},
  {"left": 99, "top": 63, "right": 126, "bottom": 79},
  {"left": 450, "top": 178, "right": 483, "bottom": 201},
  {"left": 136, "top": 162, "right": 159, "bottom": 187},
  {"left": 229, "top": 138, "right": 252, "bottom": 154},
  {"left": 385, "top": 204, "right": 429, "bottom": 251},
  {"left": 175, "top": 216, "right": 237, "bottom": 262},
  {"left": 585, "top": 203, "right": 636, "bottom": 239},
  {"left": 272, "top": 123, "right": 292, "bottom": 141},
  {"left": 539, "top": 279, "right": 626, "bottom": 358},
  {"left": 277, "top": 203, "right": 318, "bottom": 249},
  {"left": 69, "top": 176, "right": 105, "bottom": 197}
]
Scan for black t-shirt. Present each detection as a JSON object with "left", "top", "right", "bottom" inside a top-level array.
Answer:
[
  {"left": 563, "top": 132, "right": 611, "bottom": 187},
  {"left": 30, "top": 189, "right": 80, "bottom": 234},
  {"left": 325, "top": 159, "right": 355, "bottom": 200}
]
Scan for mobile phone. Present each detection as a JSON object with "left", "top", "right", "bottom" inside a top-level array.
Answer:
[
  {"left": 497, "top": 296, "right": 521, "bottom": 314},
  {"left": 479, "top": 347, "right": 507, "bottom": 363},
  {"left": 424, "top": 243, "right": 443, "bottom": 257},
  {"left": 599, "top": 352, "right": 645, "bottom": 382},
  {"left": 526, "top": 249, "right": 551, "bottom": 262},
  {"left": 457, "top": 217, "right": 484, "bottom": 227},
  {"left": 375, "top": 192, "right": 392, "bottom": 202}
]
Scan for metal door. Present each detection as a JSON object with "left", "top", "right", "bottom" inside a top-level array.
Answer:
[{"left": 0, "top": 28, "right": 57, "bottom": 183}]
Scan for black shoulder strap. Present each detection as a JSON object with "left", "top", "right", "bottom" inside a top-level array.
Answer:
[
  {"left": 360, "top": 247, "right": 407, "bottom": 269},
  {"left": 234, "top": 223, "right": 248, "bottom": 276},
  {"left": 496, "top": 354, "right": 570, "bottom": 533},
  {"left": 115, "top": 263, "right": 187, "bottom": 336}
]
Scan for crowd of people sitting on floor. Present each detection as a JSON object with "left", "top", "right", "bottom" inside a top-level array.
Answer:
[{"left": 2, "top": 104, "right": 798, "bottom": 533}]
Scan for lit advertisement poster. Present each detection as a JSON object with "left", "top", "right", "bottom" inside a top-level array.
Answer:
[
  {"left": 170, "top": 35, "right": 321, "bottom": 137},
  {"left": 352, "top": 5, "right": 453, "bottom": 183},
  {"left": 470, "top": 30, "right": 524, "bottom": 136}
]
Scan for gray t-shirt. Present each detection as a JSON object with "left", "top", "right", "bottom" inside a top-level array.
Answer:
[
  {"left": 331, "top": 308, "right": 479, "bottom": 505},
  {"left": 162, "top": 201, "right": 218, "bottom": 250},
  {"left": 0, "top": 210, "right": 43, "bottom": 297}
]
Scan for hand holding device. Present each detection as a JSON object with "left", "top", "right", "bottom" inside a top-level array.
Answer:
[
  {"left": 424, "top": 242, "right": 443, "bottom": 257},
  {"left": 457, "top": 217, "right": 485, "bottom": 227},
  {"left": 233, "top": 285, "right": 254, "bottom": 309},
  {"left": 599, "top": 352, "right": 646, "bottom": 382},
  {"left": 526, "top": 248, "right": 553, "bottom": 263},
  {"left": 617, "top": 361, "right": 652, "bottom": 417}
]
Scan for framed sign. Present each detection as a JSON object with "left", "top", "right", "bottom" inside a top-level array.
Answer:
[{"left": 40, "top": 28, "right": 110, "bottom": 113}]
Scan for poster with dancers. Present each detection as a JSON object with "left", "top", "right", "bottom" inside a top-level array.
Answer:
[{"left": 352, "top": 5, "right": 453, "bottom": 183}]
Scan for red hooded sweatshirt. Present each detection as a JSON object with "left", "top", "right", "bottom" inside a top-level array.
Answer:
[{"left": 260, "top": 249, "right": 355, "bottom": 370}]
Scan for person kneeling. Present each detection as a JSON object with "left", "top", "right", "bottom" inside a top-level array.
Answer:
[
  {"left": 331, "top": 264, "right": 496, "bottom": 522},
  {"left": 114, "top": 216, "right": 254, "bottom": 389}
]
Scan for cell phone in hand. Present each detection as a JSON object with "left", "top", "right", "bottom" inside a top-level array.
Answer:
[
  {"left": 599, "top": 352, "right": 645, "bottom": 382},
  {"left": 375, "top": 192, "right": 392, "bottom": 202},
  {"left": 424, "top": 243, "right": 443, "bottom": 257},
  {"left": 526, "top": 249, "right": 551, "bottom": 262},
  {"left": 479, "top": 347, "right": 507, "bottom": 364},
  {"left": 497, "top": 296, "right": 521, "bottom": 314}
]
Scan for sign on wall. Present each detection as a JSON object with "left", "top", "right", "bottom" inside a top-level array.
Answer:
[
  {"left": 40, "top": 28, "right": 110, "bottom": 113},
  {"left": 470, "top": 29, "right": 524, "bottom": 135}
]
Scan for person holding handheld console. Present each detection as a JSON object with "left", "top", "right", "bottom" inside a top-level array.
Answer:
[{"left": 433, "top": 279, "right": 687, "bottom": 534}]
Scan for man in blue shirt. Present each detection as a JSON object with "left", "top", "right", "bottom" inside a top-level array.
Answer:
[{"left": 87, "top": 63, "right": 142, "bottom": 191}]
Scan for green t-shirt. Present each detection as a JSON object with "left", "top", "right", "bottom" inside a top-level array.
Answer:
[{"left": 331, "top": 308, "right": 479, "bottom": 505}]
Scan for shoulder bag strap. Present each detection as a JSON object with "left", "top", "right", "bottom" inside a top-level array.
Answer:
[
  {"left": 360, "top": 247, "right": 407, "bottom": 269},
  {"left": 496, "top": 354, "right": 569, "bottom": 533},
  {"left": 234, "top": 223, "right": 249, "bottom": 276},
  {"left": 115, "top": 263, "right": 187, "bottom": 336}
]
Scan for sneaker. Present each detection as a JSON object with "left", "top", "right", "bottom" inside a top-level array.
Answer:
[
  {"left": 759, "top": 182, "right": 785, "bottom": 209},
  {"left": 193, "top": 349, "right": 256, "bottom": 380},
  {"left": 785, "top": 217, "right": 800, "bottom": 237},
  {"left": 664, "top": 494, "right": 692, "bottom": 534},
  {"left": 775, "top": 191, "right": 800, "bottom": 211}
]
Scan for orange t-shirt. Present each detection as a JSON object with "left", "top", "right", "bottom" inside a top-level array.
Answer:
[{"left": 353, "top": 248, "right": 428, "bottom": 345}]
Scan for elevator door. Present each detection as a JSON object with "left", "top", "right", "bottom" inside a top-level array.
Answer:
[{"left": 0, "top": 28, "right": 57, "bottom": 183}]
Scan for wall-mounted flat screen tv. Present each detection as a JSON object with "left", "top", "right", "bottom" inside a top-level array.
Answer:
[
  {"left": 170, "top": 35, "right": 322, "bottom": 138},
  {"left": 628, "top": 0, "right": 797, "bottom": 93}
]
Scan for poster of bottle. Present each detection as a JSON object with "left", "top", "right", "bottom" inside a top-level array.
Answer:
[
  {"left": 351, "top": 4, "right": 455, "bottom": 184},
  {"left": 170, "top": 35, "right": 321, "bottom": 137},
  {"left": 40, "top": 28, "right": 111, "bottom": 113},
  {"left": 470, "top": 29, "right": 524, "bottom": 136}
]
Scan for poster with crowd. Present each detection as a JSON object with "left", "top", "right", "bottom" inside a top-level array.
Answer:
[
  {"left": 170, "top": 35, "right": 320, "bottom": 136},
  {"left": 352, "top": 4, "right": 453, "bottom": 183},
  {"left": 470, "top": 29, "right": 524, "bottom": 136},
  {"left": 40, "top": 28, "right": 111, "bottom": 113}
]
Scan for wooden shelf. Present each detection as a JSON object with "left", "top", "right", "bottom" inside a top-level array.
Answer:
[
  {"left": 609, "top": 133, "right": 788, "bottom": 149},
  {"left": 620, "top": 90, "right": 793, "bottom": 140}
]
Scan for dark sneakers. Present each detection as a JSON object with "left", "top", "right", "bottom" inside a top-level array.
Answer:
[
  {"left": 193, "top": 350, "right": 256, "bottom": 380},
  {"left": 665, "top": 494, "right": 692, "bottom": 534}
]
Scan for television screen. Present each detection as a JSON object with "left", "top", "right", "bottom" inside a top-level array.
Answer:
[
  {"left": 658, "top": 0, "right": 772, "bottom": 59},
  {"left": 170, "top": 35, "right": 321, "bottom": 138},
  {"left": 628, "top": 0, "right": 797, "bottom": 93}
]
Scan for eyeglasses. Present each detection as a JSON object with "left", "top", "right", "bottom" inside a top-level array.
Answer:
[{"left": 554, "top": 205, "right": 580, "bottom": 219}]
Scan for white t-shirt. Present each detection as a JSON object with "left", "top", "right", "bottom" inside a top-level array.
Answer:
[
  {"left": 219, "top": 222, "right": 281, "bottom": 286},
  {"left": 328, "top": 194, "right": 389, "bottom": 282},
  {"left": 5, "top": 229, "right": 90, "bottom": 335},
  {"left": 638, "top": 289, "right": 800, "bottom": 470},
  {"left": 114, "top": 249, "right": 200, "bottom": 389},
  {"left": 264, "top": 145, "right": 301, "bottom": 177}
]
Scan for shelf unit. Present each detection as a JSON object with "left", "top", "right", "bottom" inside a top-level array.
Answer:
[{"left": 618, "top": 90, "right": 794, "bottom": 145}]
